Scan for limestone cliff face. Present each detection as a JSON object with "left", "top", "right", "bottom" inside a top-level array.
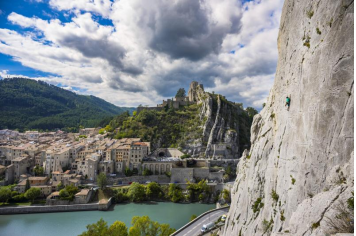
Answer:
[
  {"left": 223, "top": 0, "right": 354, "bottom": 235},
  {"left": 183, "top": 82, "right": 251, "bottom": 159}
]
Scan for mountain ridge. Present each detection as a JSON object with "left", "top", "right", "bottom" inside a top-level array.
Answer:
[{"left": 0, "top": 77, "right": 135, "bottom": 131}]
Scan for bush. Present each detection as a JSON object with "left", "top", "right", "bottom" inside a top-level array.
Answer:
[
  {"left": 59, "top": 189, "right": 70, "bottom": 200},
  {"left": 262, "top": 218, "right": 274, "bottom": 233},
  {"left": 271, "top": 189, "right": 279, "bottom": 202},
  {"left": 114, "top": 191, "right": 129, "bottom": 203},
  {"left": 12, "top": 193, "right": 26, "bottom": 202},
  {"left": 59, "top": 185, "right": 79, "bottom": 201},
  {"left": 222, "top": 189, "right": 231, "bottom": 203},
  {"left": 187, "top": 180, "right": 211, "bottom": 202},
  {"left": 168, "top": 184, "right": 184, "bottom": 203},
  {"left": 142, "top": 169, "right": 153, "bottom": 176},
  {"left": 190, "top": 214, "right": 197, "bottom": 221},
  {"left": 180, "top": 154, "right": 191, "bottom": 159},
  {"left": 325, "top": 194, "right": 354, "bottom": 234},
  {"left": 125, "top": 168, "right": 133, "bottom": 177},
  {"left": 306, "top": 9, "right": 314, "bottom": 19},
  {"left": 252, "top": 197, "right": 264, "bottom": 213}
]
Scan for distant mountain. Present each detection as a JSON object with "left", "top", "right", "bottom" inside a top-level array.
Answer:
[{"left": 0, "top": 77, "right": 135, "bottom": 131}]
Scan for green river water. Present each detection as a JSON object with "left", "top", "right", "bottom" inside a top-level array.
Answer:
[{"left": 0, "top": 202, "right": 214, "bottom": 236}]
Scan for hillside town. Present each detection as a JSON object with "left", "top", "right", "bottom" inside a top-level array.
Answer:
[{"left": 0, "top": 128, "right": 233, "bottom": 204}]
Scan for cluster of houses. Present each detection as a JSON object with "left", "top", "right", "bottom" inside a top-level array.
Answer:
[{"left": 0, "top": 127, "right": 227, "bottom": 203}]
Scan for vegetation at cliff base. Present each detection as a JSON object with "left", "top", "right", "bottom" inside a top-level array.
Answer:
[{"left": 0, "top": 77, "right": 135, "bottom": 131}]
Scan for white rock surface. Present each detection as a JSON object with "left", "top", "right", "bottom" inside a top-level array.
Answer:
[{"left": 223, "top": 0, "right": 354, "bottom": 235}]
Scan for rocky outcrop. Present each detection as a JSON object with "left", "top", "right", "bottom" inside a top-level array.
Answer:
[
  {"left": 223, "top": 0, "right": 354, "bottom": 235},
  {"left": 188, "top": 81, "right": 205, "bottom": 102},
  {"left": 183, "top": 82, "right": 252, "bottom": 159}
]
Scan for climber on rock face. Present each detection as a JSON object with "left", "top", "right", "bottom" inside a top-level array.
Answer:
[{"left": 285, "top": 96, "right": 291, "bottom": 110}]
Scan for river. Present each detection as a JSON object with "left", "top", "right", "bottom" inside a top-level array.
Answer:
[{"left": 0, "top": 202, "right": 214, "bottom": 236}]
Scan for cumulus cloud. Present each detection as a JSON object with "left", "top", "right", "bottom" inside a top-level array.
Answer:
[{"left": 0, "top": 0, "right": 284, "bottom": 109}]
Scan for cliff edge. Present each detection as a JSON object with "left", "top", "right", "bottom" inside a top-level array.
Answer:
[{"left": 223, "top": 0, "right": 354, "bottom": 235}]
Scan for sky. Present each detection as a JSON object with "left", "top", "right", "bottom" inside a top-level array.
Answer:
[{"left": 0, "top": 0, "right": 284, "bottom": 109}]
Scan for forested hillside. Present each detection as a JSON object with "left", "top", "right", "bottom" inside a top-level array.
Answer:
[{"left": 0, "top": 78, "right": 135, "bottom": 131}]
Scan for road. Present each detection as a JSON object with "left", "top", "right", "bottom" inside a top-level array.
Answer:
[{"left": 175, "top": 208, "right": 229, "bottom": 236}]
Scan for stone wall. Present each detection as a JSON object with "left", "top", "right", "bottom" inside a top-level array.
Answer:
[
  {"left": 108, "top": 175, "right": 170, "bottom": 185},
  {"left": 0, "top": 203, "right": 99, "bottom": 215},
  {"left": 171, "top": 168, "right": 194, "bottom": 183},
  {"left": 170, "top": 167, "right": 221, "bottom": 183},
  {"left": 136, "top": 106, "right": 163, "bottom": 114}
]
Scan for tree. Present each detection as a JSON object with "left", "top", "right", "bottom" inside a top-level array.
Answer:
[
  {"left": 186, "top": 180, "right": 210, "bottom": 202},
  {"left": 24, "top": 187, "right": 41, "bottom": 202},
  {"left": 127, "top": 182, "right": 146, "bottom": 202},
  {"left": 79, "top": 217, "right": 175, "bottom": 236},
  {"left": 65, "top": 184, "right": 79, "bottom": 197},
  {"left": 128, "top": 216, "right": 175, "bottom": 236},
  {"left": 168, "top": 184, "right": 183, "bottom": 203},
  {"left": 25, "top": 179, "right": 30, "bottom": 192},
  {"left": 59, "top": 189, "right": 70, "bottom": 200},
  {"left": 246, "top": 107, "right": 258, "bottom": 118},
  {"left": 79, "top": 218, "right": 109, "bottom": 236},
  {"left": 125, "top": 168, "right": 133, "bottom": 177},
  {"left": 146, "top": 182, "right": 162, "bottom": 200},
  {"left": 34, "top": 165, "right": 44, "bottom": 176},
  {"left": 142, "top": 169, "right": 153, "bottom": 176},
  {"left": 104, "top": 125, "right": 114, "bottom": 132},
  {"left": 222, "top": 189, "right": 231, "bottom": 203},
  {"left": 0, "top": 188, "right": 11, "bottom": 203},
  {"left": 57, "top": 181, "right": 64, "bottom": 191},
  {"left": 133, "top": 111, "right": 137, "bottom": 116},
  {"left": 175, "top": 88, "right": 186, "bottom": 98},
  {"left": 97, "top": 173, "right": 108, "bottom": 190},
  {"left": 108, "top": 221, "right": 128, "bottom": 236}
]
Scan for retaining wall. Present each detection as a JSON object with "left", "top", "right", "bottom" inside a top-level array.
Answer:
[
  {"left": 0, "top": 203, "right": 99, "bottom": 215},
  {"left": 109, "top": 175, "right": 170, "bottom": 185}
]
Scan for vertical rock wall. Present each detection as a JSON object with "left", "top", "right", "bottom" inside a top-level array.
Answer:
[{"left": 224, "top": 0, "right": 354, "bottom": 235}]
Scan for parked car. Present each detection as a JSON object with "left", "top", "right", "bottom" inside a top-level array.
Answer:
[
  {"left": 221, "top": 214, "right": 227, "bottom": 222},
  {"left": 201, "top": 222, "right": 214, "bottom": 233}
]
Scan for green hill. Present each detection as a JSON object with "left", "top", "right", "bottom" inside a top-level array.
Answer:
[
  {"left": 0, "top": 77, "right": 135, "bottom": 131},
  {"left": 102, "top": 88, "right": 257, "bottom": 158}
]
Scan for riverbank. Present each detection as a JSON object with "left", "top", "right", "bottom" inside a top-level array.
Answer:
[
  {"left": 0, "top": 202, "right": 215, "bottom": 236},
  {"left": 0, "top": 198, "right": 112, "bottom": 215}
]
